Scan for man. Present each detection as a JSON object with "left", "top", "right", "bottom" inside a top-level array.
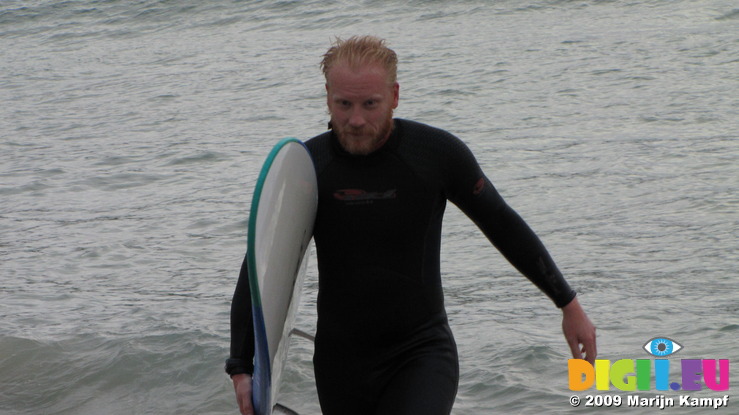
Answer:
[{"left": 227, "top": 35, "right": 596, "bottom": 415}]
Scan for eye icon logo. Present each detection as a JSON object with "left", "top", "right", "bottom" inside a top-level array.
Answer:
[{"left": 643, "top": 337, "right": 683, "bottom": 357}]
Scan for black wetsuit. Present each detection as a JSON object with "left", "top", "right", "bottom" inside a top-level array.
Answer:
[{"left": 227, "top": 119, "right": 576, "bottom": 414}]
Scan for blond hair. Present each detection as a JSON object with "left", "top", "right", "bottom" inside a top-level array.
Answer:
[{"left": 320, "top": 35, "right": 398, "bottom": 85}]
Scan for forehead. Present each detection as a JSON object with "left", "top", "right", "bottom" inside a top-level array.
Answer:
[{"left": 326, "top": 62, "right": 392, "bottom": 93}]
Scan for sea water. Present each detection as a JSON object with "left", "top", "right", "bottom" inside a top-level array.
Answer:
[{"left": 1, "top": 1, "right": 737, "bottom": 414}]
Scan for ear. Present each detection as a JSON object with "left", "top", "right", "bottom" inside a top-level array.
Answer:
[{"left": 391, "top": 82, "right": 399, "bottom": 109}]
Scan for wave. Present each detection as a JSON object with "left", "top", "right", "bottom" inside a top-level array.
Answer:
[
  {"left": 0, "top": 332, "right": 233, "bottom": 415},
  {"left": 716, "top": 8, "right": 739, "bottom": 20}
]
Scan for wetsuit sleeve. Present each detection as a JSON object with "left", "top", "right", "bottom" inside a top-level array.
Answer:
[
  {"left": 444, "top": 139, "right": 577, "bottom": 308},
  {"left": 225, "top": 253, "right": 255, "bottom": 376}
]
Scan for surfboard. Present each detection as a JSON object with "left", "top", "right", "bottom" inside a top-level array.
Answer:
[{"left": 247, "top": 138, "right": 317, "bottom": 415}]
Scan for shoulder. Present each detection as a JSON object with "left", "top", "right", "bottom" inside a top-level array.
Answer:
[
  {"left": 396, "top": 119, "right": 475, "bottom": 157},
  {"left": 395, "top": 119, "right": 489, "bottom": 200},
  {"left": 305, "top": 130, "right": 331, "bottom": 152},
  {"left": 395, "top": 119, "right": 479, "bottom": 169},
  {"left": 304, "top": 130, "right": 333, "bottom": 174},
  {"left": 396, "top": 119, "right": 456, "bottom": 143}
]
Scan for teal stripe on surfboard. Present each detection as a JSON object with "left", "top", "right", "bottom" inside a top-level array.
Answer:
[{"left": 246, "top": 137, "right": 303, "bottom": 309}]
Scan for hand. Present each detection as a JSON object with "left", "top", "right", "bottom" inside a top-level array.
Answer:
[
  {"left": 561, "top": 297, "right": 597, "bottom": 364},
  {"left": 232, "top": 374, "right": 254, "bottom": 415}
]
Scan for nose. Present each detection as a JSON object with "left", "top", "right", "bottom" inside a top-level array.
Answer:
[{"left": 348, "top": 109, "right": 365, "bottom": 128}]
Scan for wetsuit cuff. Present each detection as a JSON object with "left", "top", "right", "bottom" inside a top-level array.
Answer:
[
  {"left": 224, "top": 358, "right": 254, "bottom": 377},
  {"left": 555, "top": 291, "right": 577, "bottom": 308}
]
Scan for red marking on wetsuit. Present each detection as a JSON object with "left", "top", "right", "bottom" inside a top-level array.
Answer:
[
  {"left": 334, "top": 189, "right": 397, "bottom": 201},
  {"left": 472, "top": 177, "right": 485, "bottom": 195}
]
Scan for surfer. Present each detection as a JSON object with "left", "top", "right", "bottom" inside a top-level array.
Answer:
[{"left": 227, "top": 35, "right": 596, "bottom": 415}]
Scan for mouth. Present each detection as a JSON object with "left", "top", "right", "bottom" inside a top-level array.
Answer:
[{"left": 344, "top": 131, "right": 372, "bottom": 141}]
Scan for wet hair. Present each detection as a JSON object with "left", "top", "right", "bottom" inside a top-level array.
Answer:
[{"left": 320, "top": 35, "right": 398, "bottom": 85}]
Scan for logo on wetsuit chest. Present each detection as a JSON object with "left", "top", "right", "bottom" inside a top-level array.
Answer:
[{"left": 333, "top": 188, "right": 397, "bottom": 205}]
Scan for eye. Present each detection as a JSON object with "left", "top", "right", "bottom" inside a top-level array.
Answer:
[{"left": 643, "top": 337, "right": 683, "bottom": 357}]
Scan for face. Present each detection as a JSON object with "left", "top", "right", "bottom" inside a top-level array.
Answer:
[{"left": 326, "top": 62, "right": 399, "bottom": 155}]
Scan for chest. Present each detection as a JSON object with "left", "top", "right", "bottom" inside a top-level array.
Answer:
[{"left": 315, "top": 154, "right": 442, "bottom": 238}]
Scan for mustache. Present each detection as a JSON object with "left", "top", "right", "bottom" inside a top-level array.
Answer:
[{"left": 344, "top": 126, "right": 375, "bottom": 136}]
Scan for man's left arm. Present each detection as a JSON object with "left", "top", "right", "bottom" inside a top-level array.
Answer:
[
  {"left": 463, "top": 191, "right": 598, "bottom": 362},
  {"left": 443, "top": 142, "right": 597, "bottom": 362}
]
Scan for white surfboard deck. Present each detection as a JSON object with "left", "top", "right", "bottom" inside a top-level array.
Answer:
[{"left": 247, "top": 138, "right": 317, "bottom": 415}]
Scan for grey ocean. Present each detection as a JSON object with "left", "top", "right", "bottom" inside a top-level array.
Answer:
[{"left": 1, "top": 1, "right": 737, "bottom": 414}]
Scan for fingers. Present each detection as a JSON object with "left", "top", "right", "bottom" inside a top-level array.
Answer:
[
  {"left": 237, "top": 393, "right": 255, "bottom": 415},
  {"left": 583, "top": 333, "right": 597, "bottom": 365},
  {"left": 567, "top": 337, "right": 583, "bottom": 360},
  {"left": 232, "top": 374, "right": 255, "bottom": 415},
  {"left": 238, "top": 400, "right": 254, "bottom": 415},
  {"left": 572, "top": 331, "right": 597, "bottom": 364},
  {"left": 568, "top": 341, "right": 595, "bottom": 365},
  {"left": 236, "top": 391, "right": 253, "bottom": 415},
  {"left": 565, "top": 326, "right": 597, "bottom": 364}
]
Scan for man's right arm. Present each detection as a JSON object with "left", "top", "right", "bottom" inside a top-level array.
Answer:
[{"left": 226, "top": 253, "right": 256, "bottom": 412}]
